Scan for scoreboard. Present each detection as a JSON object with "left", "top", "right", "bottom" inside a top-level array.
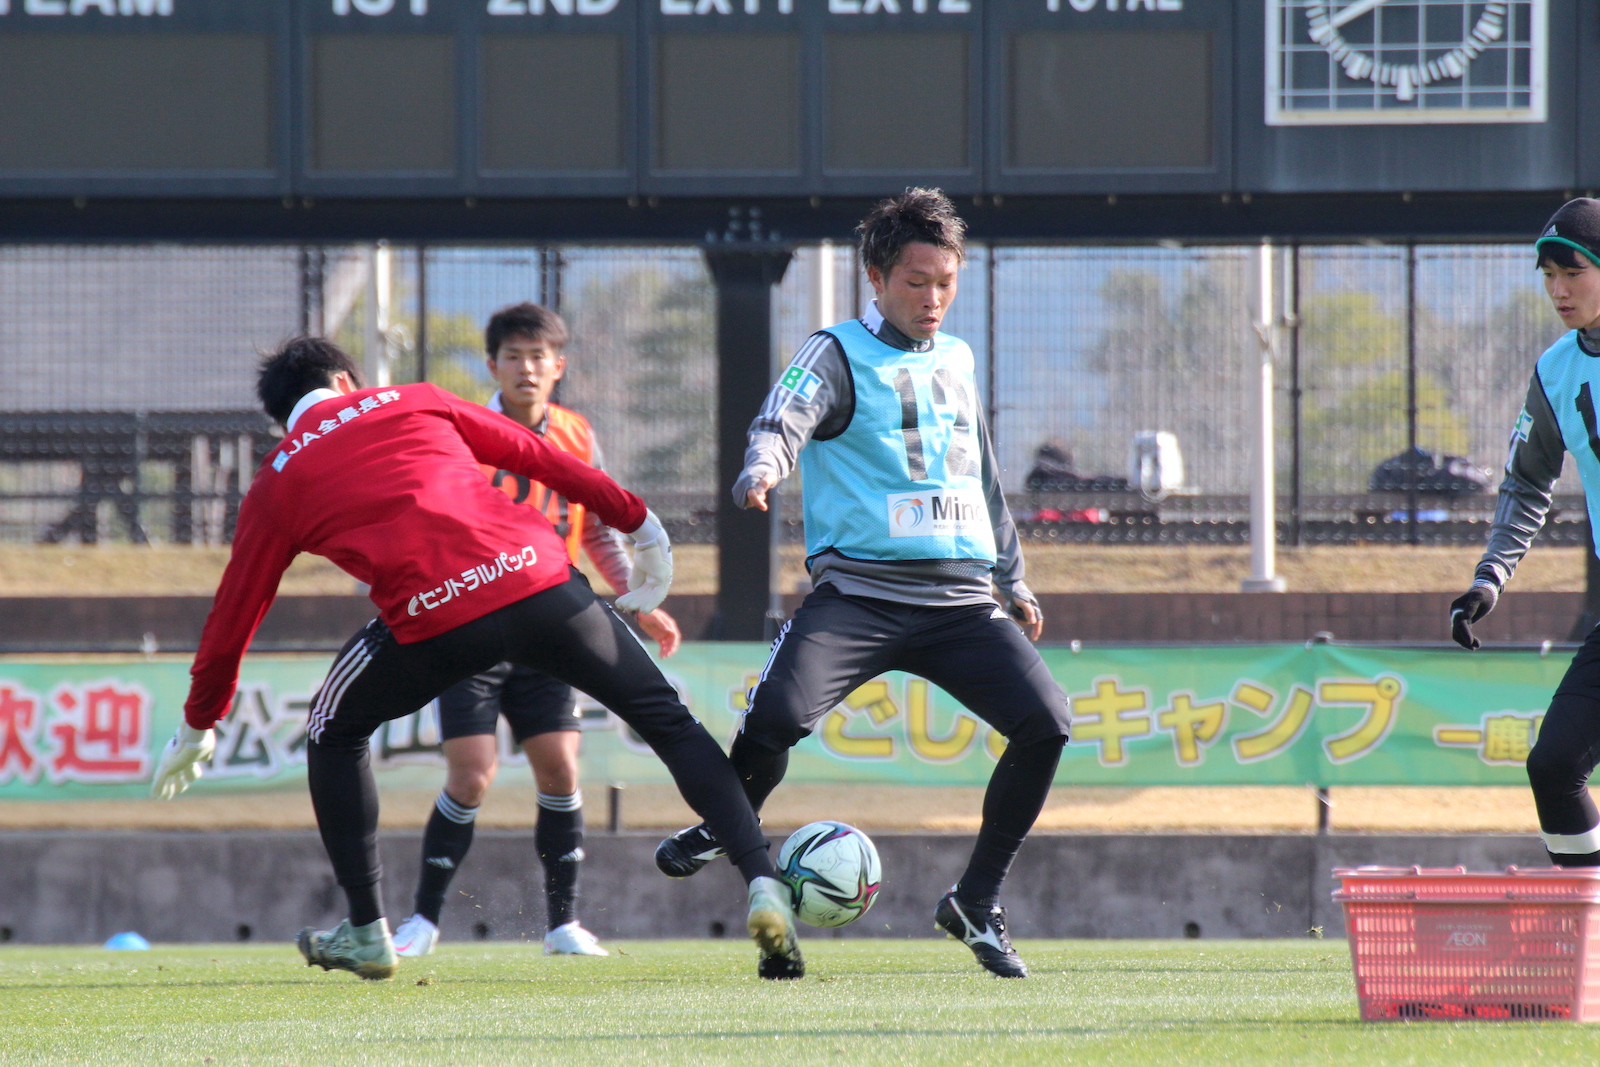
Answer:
[{"left": 0, "top": 0, "right": 1590, "bottom": 200}]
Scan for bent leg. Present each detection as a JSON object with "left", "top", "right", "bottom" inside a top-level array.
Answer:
[
  {"left": 499, "top": 577, "right": 774, "bottom": 881},
  {"left": 1529, "top": 631, "right": 1600, "bottom": 866},
  {"left": 735, "top": 588, "right": 902, "bottom": 810},
  {"left": 1528, "top": 693, "right": 1600, "bottom": 865},
  {"left": 902, "top": 606, "right": 1071, "bottom": 907},
  {"left": 308, "top": 617, "right": 501, "bottom": 923}
]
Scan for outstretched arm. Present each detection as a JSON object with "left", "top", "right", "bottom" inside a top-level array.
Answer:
[
  {"left": 184, "top": 492, "right": 299, "bottom": 730},
  {"left": 440, "top": 386, "right": 647, "bottom": 534},
  {"left": 167, "top": 490, "right": 296, "bottom": 796},
  {"left": 736, "top": 334, "right": 853, "bottom": 510},
  {"left": 1452, "top": 371, "right": 1564, "bottom": 649},
  {"left": 1478, "top": 372, "right": 1566, "bottom": 589}
]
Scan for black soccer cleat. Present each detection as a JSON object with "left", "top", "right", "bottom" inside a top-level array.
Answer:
[
  {"left": 934, "top": 888, "right": 1028, "bottom": 978},
  {"left": 654, "top": 822, "right": 725, "bottom": 878}
]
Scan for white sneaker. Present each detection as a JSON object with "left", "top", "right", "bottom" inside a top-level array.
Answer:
[
  {"left": 392, "top": 914, "right": 439, "bottom": 958},
  {"left": 544, "top": 921, "right": 609, "bottom": 956}
]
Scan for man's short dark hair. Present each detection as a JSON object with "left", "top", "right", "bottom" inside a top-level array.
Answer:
[
  {"left": 1538, "top": 242, "right": 1593, "bottom": 271},
  {"left": 856, "top": 187, "right": 967, "bottom": 279},
  {"left": 485, "top": 302, "right": 569, "bottom": 357},
  {"left": 257, "top": 337, "right": 362, "bottom": 425}
]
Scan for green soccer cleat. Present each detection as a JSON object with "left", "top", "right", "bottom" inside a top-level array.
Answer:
[
  {"left": 747, "top": 875, "right": 804, "bottom": 980},
  {"left": 297, "top": 917, "right": 398, "bottom": 981}
]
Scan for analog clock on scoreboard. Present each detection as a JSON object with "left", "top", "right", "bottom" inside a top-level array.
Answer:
[{"left": 1266, "top": 0, "right": 1545, "bottom": 124}]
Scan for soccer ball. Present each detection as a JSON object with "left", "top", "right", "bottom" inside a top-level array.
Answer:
[{"left": 776, "top": 821, "right": 882, "bottom": 928}]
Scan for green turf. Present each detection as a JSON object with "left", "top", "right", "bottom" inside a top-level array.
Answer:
[{"left": 0, "top": 939, "right": 1595, "bottom": 1066}]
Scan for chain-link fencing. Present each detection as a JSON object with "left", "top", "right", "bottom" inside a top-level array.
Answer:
[{"left": 0, "top": 240, "right": 1578, "bottom": 547}]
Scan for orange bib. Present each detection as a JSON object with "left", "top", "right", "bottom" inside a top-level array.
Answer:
[{"left": 484, "top": 404, "right": 595, "bottom": 564}]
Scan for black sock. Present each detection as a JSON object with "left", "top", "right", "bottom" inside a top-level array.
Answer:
[
  {"left": 344, "top": 883, "right": 383, "bottom": 929},
  {"left": 414, "top": 790, "right": 478, "bottom": 925},
  {"left": 307, "top": 740, "right": 386, "bottom": 927},
  {"left": 536, "top": 791, "right": 584, "bottom": 930},
  {"left": 729, "top": 733, "right": 790, "bottom": 812},
  {"left": 956, "top": 736, "right": 1066, "bottom": 911}
]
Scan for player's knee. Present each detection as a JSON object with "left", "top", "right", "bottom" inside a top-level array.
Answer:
[
  {"left": 1526, "top": 734, "right": 1588, "bottom": 797},
  {"left": 445, "top": 764, "right": 495, "bottom": 808},
  {"left": 1005, "top": 696, "right": 1073, "bottom": 747},
  {"left": 739, "top": 704, "right": 807, "bottom": 751},
  {"left": 530, "top": 751, "right": 580, "bottom": 796}
]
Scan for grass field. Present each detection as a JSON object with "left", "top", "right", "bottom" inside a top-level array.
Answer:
[{"left": 1, "top": 941, "right": 1595, "bottom": 1066}]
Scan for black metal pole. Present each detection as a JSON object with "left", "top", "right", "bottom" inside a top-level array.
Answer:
[
  {"left": 416, "top": 244, "right": 428, "bottom": 384},
  {"left": 704, "top": 242, "right": 793, "bottom": 640},
  {"left": 298, "top": 246, "right": 315, "bottom": 336},
  {"left": 985, "top": 241, "right": 998, "bottom": 434},
  {"left": 851, "top": 244, "right": 862, "bottom": 319},
  {"left": 1405, "top": 242, "right": 1419, "bottom": 547},
  {"left": 1289, "top": 242, "right": 1303, "bottom": 547},
  {"left": 547, "top": 247, "right": 565, "bottom": 313}
]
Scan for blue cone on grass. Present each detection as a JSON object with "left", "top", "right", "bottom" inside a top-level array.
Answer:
[{"left": 103, "top": 931, "right": 150, "bottom": 951}]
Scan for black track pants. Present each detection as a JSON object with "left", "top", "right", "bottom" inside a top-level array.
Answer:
[
  {"left": 306, "top": 571, "right": 774, "bottom": 905},
  {"left": 737, "top": 585, "right": 1071, "bottom": 897},
  {"left": 1528, "top": 625, "right": 1600, "bottom": 865},
  {"left": 741, "top": 585, "right": 1072, "bottom": 752}
]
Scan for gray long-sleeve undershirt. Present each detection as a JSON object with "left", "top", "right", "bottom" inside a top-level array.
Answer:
[
  {"left": 735, "top": 302, "right": 1034, "bottom": 610},
  {"left": 1476, "top": 327, "right": 1600, "bottom": 589}
]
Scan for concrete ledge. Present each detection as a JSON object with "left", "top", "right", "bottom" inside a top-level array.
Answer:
[{"left": 0, "top": 830, "right": 1547, "bottom": 945}]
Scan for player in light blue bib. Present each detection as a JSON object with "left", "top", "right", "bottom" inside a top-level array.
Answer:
[
  {"left": 654, "top": 190, "right": 1071, "bottom": 978},
  {"left": 1452, "top": 198, "right": 1600, "bottom": 866}
]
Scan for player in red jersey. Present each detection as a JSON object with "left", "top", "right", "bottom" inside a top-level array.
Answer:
[
  {"left": 392, "top": 303, "right": 683, "bottom": 959},
  {"left": 151, "top": 337, "right": 803, "bottom": 981}
]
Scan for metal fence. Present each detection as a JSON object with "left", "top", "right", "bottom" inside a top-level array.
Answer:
[{"left": 0, "top": 241, "right": 1578, "bottom": 546}]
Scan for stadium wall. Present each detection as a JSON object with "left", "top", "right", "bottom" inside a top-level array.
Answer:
[{"left": 0, "top": 830, "right": 1545, "bottom": 947}]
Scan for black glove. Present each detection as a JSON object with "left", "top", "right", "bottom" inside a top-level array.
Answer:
[{"left": 1449, "top": 582, "right": 1499, "bottom": 650}]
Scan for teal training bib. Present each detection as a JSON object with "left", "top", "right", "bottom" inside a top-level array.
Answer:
[
  {"left": 1537, "top": 330, "right": 1600, "bottom": 554},
  {"left": 798, "top": 318, "right": 996, "bottom": 564}
]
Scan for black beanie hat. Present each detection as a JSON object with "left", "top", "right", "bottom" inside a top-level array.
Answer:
[{"left": 1536, "top": 198, "right": 1600, "bottom": 267}]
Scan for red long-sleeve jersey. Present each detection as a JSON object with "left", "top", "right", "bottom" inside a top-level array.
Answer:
[{"left": 184, "top": 382, "right": 646, "bottom": 729}]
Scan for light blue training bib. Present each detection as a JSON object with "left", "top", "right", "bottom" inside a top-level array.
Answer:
[{"left": 797, "top": 318, "right": 996, "bottom": 564}]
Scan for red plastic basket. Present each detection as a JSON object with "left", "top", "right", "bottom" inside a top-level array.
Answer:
[{"left": 1335, "top": 866, "right": 1600, "bottom": 1021}]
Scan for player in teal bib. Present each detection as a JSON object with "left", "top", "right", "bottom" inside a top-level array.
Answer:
[
  {"left": 1453, "top": 198, "right": 1600, "bottom": 866},
  {"left": 654, "top": 190, "right": 1071, "bottom": 979},
  {"left": 800, "top": 317, "right": 996, "bottom": 565}
]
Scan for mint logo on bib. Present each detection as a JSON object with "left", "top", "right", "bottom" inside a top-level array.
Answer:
[{"left": 886, "top": 491, "right": 982, "bottom": 538}]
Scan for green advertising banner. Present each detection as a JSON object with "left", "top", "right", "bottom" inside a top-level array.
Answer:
[{"left": 0, "top": 643, "right": 1566, "bottom": 800}]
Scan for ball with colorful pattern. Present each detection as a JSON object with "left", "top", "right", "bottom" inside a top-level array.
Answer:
[{"left": 777, "top": 820, "right": 882, "bottom": 928}]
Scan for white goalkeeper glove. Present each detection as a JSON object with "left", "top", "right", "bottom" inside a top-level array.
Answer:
[
  {"left": 150, "top": 723, "right": 216, "bottom": 800},
  {"left": 616, "top": 508, "right": 673, "bottom": 615}
]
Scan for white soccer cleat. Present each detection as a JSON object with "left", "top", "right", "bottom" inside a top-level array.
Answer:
[
  {"left": 543, "top": 921, "right": 609, "bottom": 956},
  {"left": 392, "top": 914, "right": 440, "bottom": 958}
]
